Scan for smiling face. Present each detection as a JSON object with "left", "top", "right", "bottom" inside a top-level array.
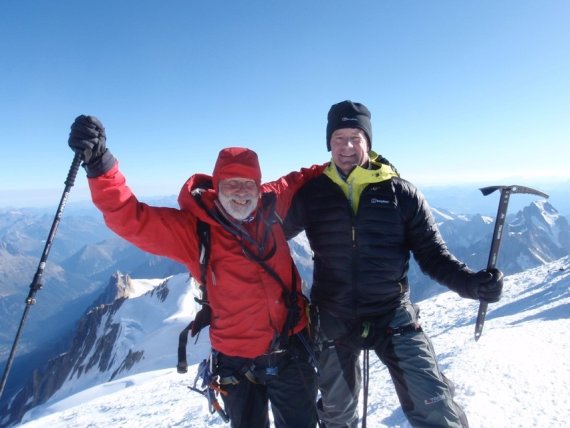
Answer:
[
  {"left": 329, "top": 128, "right": 370, "bottom": 175},
  {"left": 218, "top": 177, "right": 260, "bottom": 220}
]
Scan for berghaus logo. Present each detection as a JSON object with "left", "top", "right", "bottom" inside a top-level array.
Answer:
[{"left": 371, "top": 198, "right": 390, "bottom": 204}]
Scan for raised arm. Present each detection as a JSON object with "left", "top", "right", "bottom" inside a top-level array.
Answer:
[{"left": 68, "top": 115, "right": 199, "bottom": 267}]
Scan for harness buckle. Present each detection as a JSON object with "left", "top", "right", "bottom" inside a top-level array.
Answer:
[{"left": 361, "top": 321, "right": 371, "bottom": 338}]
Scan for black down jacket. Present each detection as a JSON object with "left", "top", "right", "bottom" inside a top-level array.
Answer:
[{"left": 284, "top": 171, "right": 475, "bottom": 319}]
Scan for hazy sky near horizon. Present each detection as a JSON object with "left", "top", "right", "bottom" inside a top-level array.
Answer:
[{"left": 1, "top": 1, "right": 569, "bottom": 207}]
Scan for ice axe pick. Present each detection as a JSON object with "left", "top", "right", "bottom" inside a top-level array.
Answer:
[{"left": 474, "top": 185, "right": 549, "bottom": 341}]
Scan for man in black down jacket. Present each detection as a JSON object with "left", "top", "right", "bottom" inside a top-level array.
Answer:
[{"left": 283, "top": 100, "right": 504, "bottom": 428}]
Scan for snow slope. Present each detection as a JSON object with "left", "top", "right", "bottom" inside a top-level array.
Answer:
[{"left": 18, "top": 257, "right": 570, "bottom": 428}]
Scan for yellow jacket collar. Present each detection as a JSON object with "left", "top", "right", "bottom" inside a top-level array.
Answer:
[
  {"left": 324, "top": 151, "right": 398, "bottom": 213},
  {"left": 324, "top": 151, "right": 398, "bottom": 186}
]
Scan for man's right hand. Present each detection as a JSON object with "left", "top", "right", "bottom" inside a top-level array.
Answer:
[{"left": 68, "top": 115, "right": 107, "bottom": 164}]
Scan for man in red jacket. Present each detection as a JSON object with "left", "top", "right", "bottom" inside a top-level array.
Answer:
[{"left": 68, "top": 115, "right": 324, "bottom": 428}]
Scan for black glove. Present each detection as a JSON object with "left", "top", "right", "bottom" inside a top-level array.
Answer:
[
  {"left": 68, "top": 115, "right": 106, "bottom": 163},
  {"left": 469, "top": 268, "right": 504, "bottom": 303},
  {"left": 68, "top": 115, "right": 116, "bottom": 177}
]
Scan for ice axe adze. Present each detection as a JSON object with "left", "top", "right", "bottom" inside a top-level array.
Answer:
[
  {"left": 0, "top": 153, "right": 82, "bottom": 401},
  {"left": 474, "top": 184, "right": 549, "bottom": 341}
]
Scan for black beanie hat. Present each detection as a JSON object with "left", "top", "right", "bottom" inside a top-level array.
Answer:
[{"left": 326, "top": 100, "right": 372, "bottom": 151}]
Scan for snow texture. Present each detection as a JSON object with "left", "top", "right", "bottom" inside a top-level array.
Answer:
[{"left": 17, "top": 257, "right": 570, "bottom": 428}]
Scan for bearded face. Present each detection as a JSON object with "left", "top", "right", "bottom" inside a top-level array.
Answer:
[{"left": 218, "top": 177, "right": 260, "bottom": 220}]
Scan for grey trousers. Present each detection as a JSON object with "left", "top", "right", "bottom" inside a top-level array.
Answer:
[{"left": 315, "top": 304, "right": 468, "bottom": 428}]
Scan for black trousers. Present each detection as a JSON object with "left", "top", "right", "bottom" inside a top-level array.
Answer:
[{"left": 216, "top": 334, "right": 318, "bottom": 428}]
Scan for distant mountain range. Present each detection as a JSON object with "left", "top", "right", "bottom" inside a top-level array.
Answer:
[
  {"left": 0, "top": 208, "right": 185, "bottom": 408},
  {"left": 1, "top": 196, "right": 569, "bottom": 426},
  {"left": 421, "top": 180, "right": 570, "bottom": 218}
]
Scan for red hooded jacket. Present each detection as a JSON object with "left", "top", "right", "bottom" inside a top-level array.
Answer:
[{"left": 88, "top": 156, "right": 325, "bottom": 358}]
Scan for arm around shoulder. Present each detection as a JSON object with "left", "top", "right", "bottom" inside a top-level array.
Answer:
[{"left": 265, "top": 162, "right": 328, "bottom": 217}]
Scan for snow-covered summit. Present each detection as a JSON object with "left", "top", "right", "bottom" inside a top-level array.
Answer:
[{"left": 17, "top": 257, "right": 570, "bottom": 428}]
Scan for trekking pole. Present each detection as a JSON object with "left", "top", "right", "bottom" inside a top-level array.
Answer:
[
  {"left": 361, "top": 349, "right": 370, "bottom": 428},
  {"left": 0, "top": 153, "right": 82, "bottom": 401},
  {"left": 474, "top": 185, "right": 548, "bottom": 341}
]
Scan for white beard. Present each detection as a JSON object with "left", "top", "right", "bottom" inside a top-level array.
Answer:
[{"left": 218, "top": 192, "right": 257, "bottom": 221}]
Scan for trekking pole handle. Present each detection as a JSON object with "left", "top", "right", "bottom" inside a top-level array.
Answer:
[{"left": 65, "top": 152, "right": 82, "bottom": 186}]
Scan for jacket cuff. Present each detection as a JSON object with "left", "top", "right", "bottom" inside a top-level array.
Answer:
[
  {"left": 454, "top": 282, "right": 479, "bottom": 300},
  {"left": 84, "top": 149, "right": 117, "bottom": 178},
  {"left": 447, "top": 268, "right": 479, "bottom": 300}
]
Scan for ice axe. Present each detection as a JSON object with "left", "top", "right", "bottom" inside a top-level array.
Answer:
[{"left": 474, "top": 184, "right": 549, "bottom": 341}]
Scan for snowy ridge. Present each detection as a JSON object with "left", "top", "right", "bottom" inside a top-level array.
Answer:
[
  {"left": 431, "top": 207, "right": 455, "bottom": 223},
  {"left": 16, "top": 274, "right": 211, "bottom": 424},
  {"left": 18, "top": 257, "right": 570, "bottom": 428}
]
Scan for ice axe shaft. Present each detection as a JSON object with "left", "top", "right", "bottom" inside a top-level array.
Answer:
[
  {"left": 0, "top": 153, "right": 82, "bottom": 401},
  {"left": 474, "top": 185, "right": 549, "bottom": 341}
]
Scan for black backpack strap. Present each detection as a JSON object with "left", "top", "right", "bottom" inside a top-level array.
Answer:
[
  {"left": 178, "top": 191, "right": 302, "bottom": 371},
  {"left": 177, "top": 322, "right": 193, "bottom": 373},
  {"left": 197, "top": 219, "right": 210, "bottom": 286},
  {"left": 177, "top": 218, "right": 212, "bottom": 374},
  {"left": 240, "top": 194, "right": 301, "bottom": 351},
  {"left": 206, "top": 191, "right": 301, "bottom": 351}
]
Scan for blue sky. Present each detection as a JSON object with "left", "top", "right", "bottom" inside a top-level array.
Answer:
[{"left": 1, "top": 0, "right": 569, "bottom": 207}]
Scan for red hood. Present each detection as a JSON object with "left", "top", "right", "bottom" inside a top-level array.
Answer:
[{"left": 177, "top": 173, "right": 261, "bottom": 225}]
